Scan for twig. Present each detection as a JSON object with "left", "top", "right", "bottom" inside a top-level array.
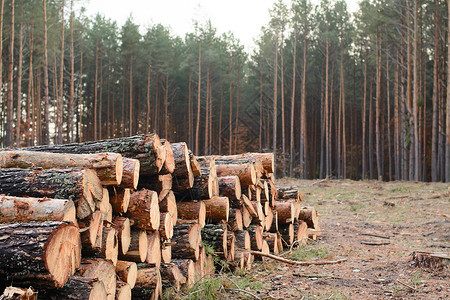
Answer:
[
  {"left": 396, "top": 279, "right": 418, "bottom": 292},
  {"left": 224, "top": 288, "right": 262, "bottom": 300},
  {"left": 360, "top": 233, "right": 391, "bottom": 239},
  {"left": 250, "top": 250, "right": 347, "bottom": 266},
  {"left": 361, "top": 241, "right": 390, "bottom": 246}
]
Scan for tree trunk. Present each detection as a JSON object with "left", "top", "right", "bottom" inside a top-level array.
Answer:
[
  {"left": 217, "top": 176, "right": 241, "bottom": 202},
  {"left": 273, "top": 33, "right": 278, "bottom": 175},
  {"left": 160, "top": 264, "right": 186, "bottom": 292},
  {"left": 195, "top": 41, "right": 201, "bottom": 155},
  {"left": 290, "top": 32, "right": 296, "bottom": 177},
  {"left": 57, "top": 0, "right": 65, "bottom": 144},
  {"left": 6, "top": 0, "right": 14, "bottom": 147},
  {"left": 15, "top": 7, "right": 23, "bottom": 147},
  {"left": 68, "top": 2, "right": 74, "bottom": 142},
  {"left": 0, "top": 221, "right": 81, "bottom": 288},
  {"left": 446, "top": 0, "right": 450, "bottom": 182}
]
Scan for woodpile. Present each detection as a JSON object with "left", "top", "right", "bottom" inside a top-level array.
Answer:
[{"left": 0, "top": 133, "right": 321, "bottom": 299}]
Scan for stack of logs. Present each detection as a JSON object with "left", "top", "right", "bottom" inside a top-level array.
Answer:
[{"left": 0, "top": 133, "right": 320, "bottom": 300}]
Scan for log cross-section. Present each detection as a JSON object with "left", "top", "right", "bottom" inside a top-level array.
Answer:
[{"left": 0, "top": 221, "right": 81, "bottom": 288}]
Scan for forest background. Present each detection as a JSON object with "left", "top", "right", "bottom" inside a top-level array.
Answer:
[{"left": 0, "top": 0, "right": 449, "bottom": 182}]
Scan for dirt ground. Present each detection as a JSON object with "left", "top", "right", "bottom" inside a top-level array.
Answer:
[
  {"left": 250, "top": 179, "right": 450, "bottom": 299},
  {"left": 169, "top": 179, "right": 449, "bottom": 300}
]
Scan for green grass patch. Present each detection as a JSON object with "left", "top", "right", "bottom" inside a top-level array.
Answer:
[{"left": 287, "top": 244, "right": 330, "bottom": 261}]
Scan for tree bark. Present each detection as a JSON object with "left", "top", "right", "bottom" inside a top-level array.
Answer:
[
  {"left": 176, "top": 200, "right": 206, "bottom": 228},
  {"left": 171, "top": 223, "right": 201, "bottom": 260},
  {"left": 78, "top": 259, "right": 116, "bottom": 300}
]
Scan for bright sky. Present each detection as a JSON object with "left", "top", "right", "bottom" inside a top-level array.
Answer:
[{"left": 82, "top": 0, "right": 359, "bottom": 53}]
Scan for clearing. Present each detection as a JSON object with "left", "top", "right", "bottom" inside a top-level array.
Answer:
[{"left": 168, "top": 179, "right": 450, "bottom": 299}]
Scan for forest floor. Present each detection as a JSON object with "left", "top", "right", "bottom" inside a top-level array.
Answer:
[{"left": 168, "top": 179, "right": 450, "bottom": 300}]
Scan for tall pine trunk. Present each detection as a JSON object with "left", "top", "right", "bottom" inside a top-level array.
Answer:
[
  {"left": 57, "top": 0, "right": 64, "bottom": 144},
  {"left": 446, "top": 0, "right": 450, "bottom": 182},
  {"left": 6, "top": 0, "right": 14, "bottom": 147},
  {"left": 273, "top": 34, "right": 279, "bottom": 175},
  {"left": 195, "top": 41, "right": 201, "bottom": 154},
  {"left": 68, "top": 1, "right": 74, "bottom": 142},
  {"left": 16, "top": 7, "right": 23, "bottom": 146},
  {"left": 289, "top": 32, "right": 296, "bottom": 177}
]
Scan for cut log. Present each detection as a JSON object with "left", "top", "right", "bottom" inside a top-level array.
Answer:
[
  {"left": 159, "top": 190, "right": 177, "bottom": 224},
  {"left": 115, "top": 281, "right": 131, "bottom": 300},
  {"left": 160, "top": 264, "right": 186, "bottom": 292},
  {"left": 115, "top": 260, "right": 137, "bottom": 289},
  {"left": 126, "top": 189, "right": 160, "bottom": 231},
  {"left": 234, "top": 230, "right": 251, "bottom": 251},
  {"left": 241, "top": 195, "right": 257, "bottom": 217},
  {"left": 254, "top": 240, "right": 270, "bottom": 262},
  {"left": 0, "top": 195, "right": 76, "bottom": 224},
  {"left": 247, "top": 225, "right": 263, "bottom": 251},
  {"left": 268, "top": 209, "right": 279, "bottom": 233},
  {"left": 264, "top": 206, "right": 274, "bottom": 231},
  {"left": 23, "top": 134, "right": 166, "bottom": 176},
  {"left": 228, "top": 208, "right": 243, "bottom": 231},
  {"left": 83, "top": 226, "right": 118, "bottom": 266},
  {"left": 0, "top": 150, "right": 123, "bottom": 187},
  {"left": 108, "top": 187, "right": 130, "bottom": 214},
  {"left": 161, "top": 242, "right": 172, "bottom": 263},
  {"left": 279, "top": 223, "right": 294, "bottom": 246},
  {"left": 79, "top": 259, "right": 116, "bottom": 300},
  {"left": 277, "top": 232, "right": 284, "bottom": 253},
  {"left": 111, "top": 217, "right": 131, "bottom": 255},
  {"left": 176, "top": 200, "right": 206, "bottom": 228},
  {"left": 138, "top": 174, "right": 172, "bottom": 196},
  {"left": 205, "top": 254, "right": 215, "bottom": 276},
  {"left": 216, "top": 163, "right": 256, "bottom": 187},
  {"left": 133, "top": 266, "right": 162, "bottom": 300},
  {"left": 266, "top": 179, "right": 278, "bottom": 205},
  {"left": 0, "top": 286, "right": 36, "bottom": 300},
  {"left": 171, "top": 259, "right": 196, "bottom": 287},
  {"left": 217, "top": 175, "right": 242, "bottom": 202},
  {"left": 79, "top": 211, "right": 103, "bottom": 249},
  {"left": 298, "top": 207, "right": 320, "bottom": 229},
  {"left": 241, "top": 205, "right": 252, "bottom": 228},
  {"left": 190, "top": 154, "right": 202, "bottom": 177},
  {"left": 38, "top": 276, "right": 107, "bottom": 300},
  {"left": 176, "top": 156, "right": 218, "bottom": 199},
  {"left": 172, "top": 223, "right": 201, "bottom": 260},
  {"left": 118, "top": 158, "right": 140, "bottom": 189},
  {"left": 263, "top": 232, "right": 279, "bottom": 254},
  {"left": 160, "top": 139, "right": 176, "bottom": 174},
  {"left": 210, "top": 152, "right": 274, "bottom": 174},
  {"left": 277, "top": 186, "right": 302, "bottom": 202},
  {"left": 0, "top": 168, "right": 102, "bottom": 219},
  {"left": 276, "top": 200, "right": 295, "bottom": 224},
  {"left": 170, "top": 142, "right": 194, "bottom": 189},
  {"left": 411, "top": 251, "right": 450, "bottom": 269},
  {"left": 146, "top": 231, "right": 162, "bottom": 268},
  {"left": 120, "top": 230, "right": 147, "bottom": 263},
  {"left": 226, "top": 231, "right": 236, "bottom": 262},
  {"left": 160, "top": 212, "right": 174, "bottom": 240},
  {"left": 201, "top": 224, "right": 228, "bottom": 259},
  {"left": 194, "top": 246, "right": 206, "bottom": 280},
  {"left": 204, "top": 196, "right": 229, "bottom": 223},
  {"left": 0, "top": 221, "right": 81, "bottom": 288},
  {"left": 294, "top": 220, "right": 308, "bottom": 242},
  {"left": 251, "top": 201, "right": 265, "bottom": 227}
]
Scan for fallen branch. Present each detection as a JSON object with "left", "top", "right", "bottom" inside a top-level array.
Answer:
[
  {"left": 250, "top": 251, "right": 347, "bottom": 266},
  {"left": 225, "top": 288, "right": 262, "bottom": 300},
  {"left": 360, "top": 233, "right": 391, "bottom": 239},
  {"left": 361, "top": 241, "right": 390, "bottom": 246},
  {"left": 396, "top": 279, "right": 418, "bottom": 292}
]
